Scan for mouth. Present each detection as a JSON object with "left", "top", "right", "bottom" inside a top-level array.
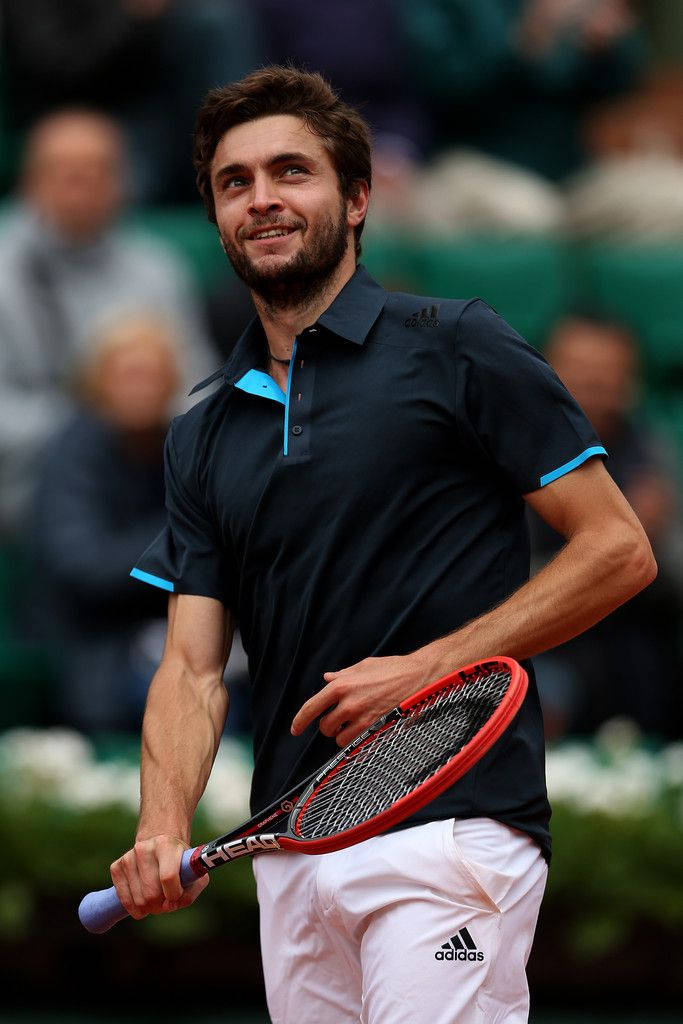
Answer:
[{"left": 247, "top": 225, "right": 299, "bottom": 241}]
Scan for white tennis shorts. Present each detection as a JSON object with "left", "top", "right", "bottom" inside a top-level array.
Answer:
[{"left": 252, "top": 816, "right": 548, "bottom": 1024}]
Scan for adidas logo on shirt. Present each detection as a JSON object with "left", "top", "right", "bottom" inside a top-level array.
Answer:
[
  {"left": 404, "top": 305, "right": 441, "bottom": 328},
  {"left": 434, "top": 927, "right": 484, "bottom": 962}
]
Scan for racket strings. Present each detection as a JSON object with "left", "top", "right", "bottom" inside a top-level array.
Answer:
[{"left": 294, "top": 668, "right": 511, "bottom": 840}]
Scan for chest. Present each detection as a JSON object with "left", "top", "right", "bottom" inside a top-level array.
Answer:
[{"left": 203, "top": 338, "right": 472, "bottom": 554}]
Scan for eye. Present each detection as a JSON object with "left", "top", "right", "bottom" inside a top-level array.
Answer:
[
  {"left": 281, "top": 165, "right": 308, "bottom": 177},
  {"left": 224, "top": 175, "right": 248, "bottom": 189}
]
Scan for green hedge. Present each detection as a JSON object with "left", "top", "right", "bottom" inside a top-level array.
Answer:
[{"left": 1, "top": 728, "right": 682, "bottom": 957}]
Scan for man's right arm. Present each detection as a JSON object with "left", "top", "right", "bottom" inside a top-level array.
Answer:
[{"left": 110, "top": 593, "right": 233, "bottom": 920}]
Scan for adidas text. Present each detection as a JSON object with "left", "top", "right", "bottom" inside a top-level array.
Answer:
[
  {"left": 435, "top": 927, "right": 484, "bottom": 962},
  {"left": 435, "top": 949, "right": 484, "bottom": 962}
]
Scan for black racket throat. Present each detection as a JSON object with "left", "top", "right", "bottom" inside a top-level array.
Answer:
[{"left": 194, "top": 705, "right": 403, "bottom": 872}]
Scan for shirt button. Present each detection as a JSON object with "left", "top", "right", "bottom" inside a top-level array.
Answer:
[{"left": 292, "top": 425, "right": 303, "bottom": 435}]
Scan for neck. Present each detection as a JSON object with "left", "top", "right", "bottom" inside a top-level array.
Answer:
[{"left": 252, "top": 252, "right": 356, "bottom": 361}]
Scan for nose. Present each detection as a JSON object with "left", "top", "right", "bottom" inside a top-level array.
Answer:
[{"left": 248, "top": 173, "right": 284, "bottom": 217}]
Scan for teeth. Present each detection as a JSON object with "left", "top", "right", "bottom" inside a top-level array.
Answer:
[{"left": 254, "top": 228, "right": 290, "bottom": 239}]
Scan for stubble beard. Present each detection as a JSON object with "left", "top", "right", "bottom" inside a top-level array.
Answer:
[{"left": 219, "top": 196, "right": 350, "bottom": 313}]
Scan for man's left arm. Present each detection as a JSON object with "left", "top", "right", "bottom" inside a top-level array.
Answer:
[{"left": 292, "top": 458, "right": 656, "bottom": 746}]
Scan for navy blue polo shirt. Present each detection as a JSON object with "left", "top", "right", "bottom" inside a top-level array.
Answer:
[{"left": 132, "top": 265, "right": 606, "bottom": 860}]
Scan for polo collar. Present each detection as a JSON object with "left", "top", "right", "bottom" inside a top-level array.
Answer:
[
  {"left": 316, "top": 264, "right": 387, "bottom": 345},
  {"left": 189, "top": 264, "right": 387, "bottom": 396}
]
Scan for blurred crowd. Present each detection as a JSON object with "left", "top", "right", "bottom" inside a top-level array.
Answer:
[{"left": 0, "top": 0, "right": 681, "bottom": 743}]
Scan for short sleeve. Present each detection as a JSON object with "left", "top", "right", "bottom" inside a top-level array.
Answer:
[
  {"left": 454, "top": 300, "right": 607, "bottom": 494},
  {"left": 130, "top": 420, "right": 232, "bottom": 605}
]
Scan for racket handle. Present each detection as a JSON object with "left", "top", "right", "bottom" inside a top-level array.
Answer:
[{"left": 78, "top": 848, "right": 199, "bottom": 934}]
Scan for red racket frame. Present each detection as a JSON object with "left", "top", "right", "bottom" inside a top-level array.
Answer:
[{"left": 271, "top": 656, "right": 527, "bottom": 856}]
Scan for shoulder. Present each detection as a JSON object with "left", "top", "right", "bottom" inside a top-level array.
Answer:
[
  {"left": 375, "top": 291, "right": 526, "bottom": 357},
  {"left": 382, "top": 290, "right": 478, "bottom": 330},
  {"left": 167, "top": 381, "right": 234, "bottom": 468}
]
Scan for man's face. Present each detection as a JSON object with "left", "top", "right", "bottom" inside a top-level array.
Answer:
[
  {"left": 24, "top": 115, "right": 123, "bottom": 242},
  {"left": 548, "top": 322, "right": 636, "bottom": 438},
  {"left": 210, "top": 115, "right": 353, "bottom": 305}
]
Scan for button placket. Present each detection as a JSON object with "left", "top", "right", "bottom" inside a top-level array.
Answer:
[{"left": 283, "top": 332, "right": 316, "bottom": 461}]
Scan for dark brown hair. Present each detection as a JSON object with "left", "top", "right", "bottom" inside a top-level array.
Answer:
[{"left": 193, "top": 66, "right": 372, "bottom": 256}]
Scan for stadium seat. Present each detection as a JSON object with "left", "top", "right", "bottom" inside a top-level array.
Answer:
[{"left": 410, "top": 237, "right": 576, "bottom": 349}]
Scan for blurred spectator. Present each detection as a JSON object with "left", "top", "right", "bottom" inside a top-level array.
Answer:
[
  {"left": 566, "top": 152, "right": 683, "bottom": 241},
  {"left": 0, "top": 108, "right": 216, "bottom": 535},
  {"left": 399, "top": 0, "right": 645, "bottom": 181},
  {"left": 31, "top": 314, "right": 176, "bottom": 733},
  {"left": 412, "top": 149, "right": 565, "bottom": 236},
  {"left": 1, "top": 0, "right": 260, "bottom": 203},
  {"left": 529, "top": 316, "right": 681, "bottom": 739}
]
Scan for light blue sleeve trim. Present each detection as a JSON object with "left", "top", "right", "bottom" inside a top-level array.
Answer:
[
  {"left": 539, "top": 445, "right": 608, "bottom": 487},
  {"left": 235, "top": 368, "right": 286, "bottom": 406},
  {"left": 130, "top": 568, "right": 175, "bottom": 592},
  {"left": 283, "top": 338, "right": 298, "bottom": 457}
]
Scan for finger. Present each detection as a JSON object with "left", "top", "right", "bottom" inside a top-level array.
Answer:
[
  {"left": 113, "top": 854, "right": 149, "bottom": 920},
  {"left": 134, "top": 839, "right": 168, "bottom": 912},
  {"left": 110, "top": 857, "right": 141, "bottom": 920},
  {"left": 319, "top": 703, "right": 355, "bottom": 738},
  {"left": 335, "top": 717, "right": 372, "bottom": 748},
  {"left": 157, "top": 841, "right": 185, "bottom": 904},
  {"left": 291, "top": 685, "right": 337, "bottom": 735},
  {"left": 173, "top": 873, "right": 210, "bottom": 910}
]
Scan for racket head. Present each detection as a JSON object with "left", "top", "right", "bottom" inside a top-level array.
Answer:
[{"left": 280, "top": 656, "right": 527, "bottom": 855}]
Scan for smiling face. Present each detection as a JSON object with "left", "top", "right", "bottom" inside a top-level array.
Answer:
[{"left": 210, "top": 114, "right": 366, "bottom": 307}]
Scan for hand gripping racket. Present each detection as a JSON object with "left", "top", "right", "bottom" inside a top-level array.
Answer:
[{"left": 79, "top": 656, "right": 527, "bottom": 933}]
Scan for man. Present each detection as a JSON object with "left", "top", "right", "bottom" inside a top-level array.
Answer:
[
  {"left": 32, "top": 314, "right": 180, "bottom": 733},
  {"left": 0, "top": 108, "right": 214, "bottom": 534},
  {"left": 530, "top": 315, "right": 679, "bottom": 738},
  {"left": 112, "top": 67, "right": 655, "bottom": 1023}
]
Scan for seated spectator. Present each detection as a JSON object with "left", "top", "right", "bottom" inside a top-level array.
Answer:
[
  {"left": 1, "top": 0, "right": 261, "bottom": 203},
  {"left": 31, "top": 314, "right": 177, "bottom": 733},
  {"left": 529, "top": 316, "right": 681, "bottom": 739},
  {"left": 0, "top": 109, "right": 216, "bottom": 536}
]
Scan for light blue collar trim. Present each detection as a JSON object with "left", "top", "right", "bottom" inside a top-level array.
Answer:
[
  {"left": 235, "top": 368, "right": 286, "bottom": 406},
  {"left": 539, "top": 445, "right": 607, "bottom": 487}
]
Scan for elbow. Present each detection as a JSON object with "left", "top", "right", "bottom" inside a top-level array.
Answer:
[{"left": 613, "top": 521, "right": 658, "bottom": 599}]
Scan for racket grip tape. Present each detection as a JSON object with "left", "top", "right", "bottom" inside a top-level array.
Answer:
[{"left": 78, "top": 847, "right": 199, "bottom": 934}]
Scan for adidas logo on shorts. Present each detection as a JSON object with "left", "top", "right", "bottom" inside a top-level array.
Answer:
[
  {"left": 434, "top": 927, "right": 484, "bottom": 962},
  {"left": 404, "top": 305, "right": 440, "bottom": 328}
]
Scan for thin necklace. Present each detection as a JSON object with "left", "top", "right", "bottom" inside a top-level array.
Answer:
[{"left": 268, "top": 351, "right": 291, "bottom": 365}]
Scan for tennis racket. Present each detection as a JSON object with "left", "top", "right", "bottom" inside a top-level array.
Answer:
[{"left": 79, "top": 656, "right": 526, "bottom": 934}]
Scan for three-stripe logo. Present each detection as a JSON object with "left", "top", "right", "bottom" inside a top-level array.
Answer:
[
  {"left": 434, "top": 927, "right": 484, "bottom": 961},
  {"left": 404, "top": 305, "right": 441, "bottom": 328}
]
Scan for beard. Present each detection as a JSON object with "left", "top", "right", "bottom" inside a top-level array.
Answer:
[{"left": 219, "top": 196, "right": 349, "bottom": 311}]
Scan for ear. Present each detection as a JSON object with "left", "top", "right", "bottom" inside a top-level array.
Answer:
[{"left": 346, "top": 180, "right": 370, "bottom": 229}]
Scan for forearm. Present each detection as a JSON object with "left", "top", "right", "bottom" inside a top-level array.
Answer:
[
  {"left": 137, "top": 657, "right": 228, "bottom": 844},
  {"left": 411, "top": 521, "right": 656, "bottom": 681}
]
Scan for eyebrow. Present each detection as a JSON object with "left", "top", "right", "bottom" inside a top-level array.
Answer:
[{"left": 213, "top": 151, "right": 316, "bottom": 186}]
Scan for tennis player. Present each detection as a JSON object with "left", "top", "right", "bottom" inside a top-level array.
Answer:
[{"left": 111, "top": 67, "right": 656, "bottom": 1023}]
